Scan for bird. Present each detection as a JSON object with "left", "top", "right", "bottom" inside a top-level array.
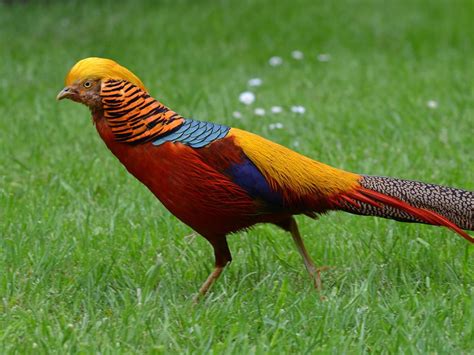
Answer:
[{"left": 57, "top": 57, "right": 473, "bottom": 299}]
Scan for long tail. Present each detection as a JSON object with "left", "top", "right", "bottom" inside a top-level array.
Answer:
[{"left": 332, "top": 175, "right": 474, "bottom": 243}]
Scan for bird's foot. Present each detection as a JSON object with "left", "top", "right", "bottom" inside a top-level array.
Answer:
[{"left": 308, "top": 265, "right": 334, "bottom": 301}]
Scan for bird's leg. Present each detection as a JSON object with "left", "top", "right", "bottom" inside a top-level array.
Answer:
[
  {"left": 196, "top": 266, "right": 225, "bottom": 299},
  {"left": 286, "top": 217, "right": 323, "bottom": 291},
  {"left": 194, "top": 236, "right": 232, "bottom": 303}
]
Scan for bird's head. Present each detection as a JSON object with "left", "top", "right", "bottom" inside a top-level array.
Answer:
[{"left": 57, "top": 57, "right": 146, "bottom": 110}]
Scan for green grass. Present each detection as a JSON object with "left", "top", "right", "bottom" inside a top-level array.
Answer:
[{"left": 1, "top": 0, "right": 473, "bottom": 352}]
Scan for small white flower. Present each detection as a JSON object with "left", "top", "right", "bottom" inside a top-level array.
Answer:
[
  {"left": 317, "top": 53, "right": 331, "bottom": 62},
  {"left": 291, "top": 50, "right": 304, "bottom": 60},
  {"left": 293, "top": 140, "right": 300, "bottom": 147},
  {"left": 269, "top": 56, "right": 283, "bottom": 66},
  {"left": 248, "top": 78, "right": 263, "bottom": 87},
  {"left": 426, "top": 100, "right": 438, "bottom": 109},
  {"left": 239, "top": 91, "right": 255, "bottom": 105},
  {"left": 269, "top": 122, "right": 283, "bottom": 130},
  {"left": 232, "top": 111, "right": 242, "bottom": 119},
  {"left": 291, "top": 105, "right": 306, "bottom": 114},
  {"left": 254, "top": 108, "right": 265, "bottom": 116},
  {"left": 271, "top": 106, "right": 283, "bottom": 114}
]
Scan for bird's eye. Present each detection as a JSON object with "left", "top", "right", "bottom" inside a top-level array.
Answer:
[{"left": 83, "top": 81, "right": 93, "bottom": 88}]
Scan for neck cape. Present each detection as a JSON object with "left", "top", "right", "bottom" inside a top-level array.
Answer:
[{"left": 100, "top": 79, "right": 184, "bottom": 144}]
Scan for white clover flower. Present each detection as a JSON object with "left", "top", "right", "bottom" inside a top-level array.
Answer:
[
  {"left": 271, "top": 106, "right": 283, "bottom": 114},
  {"left": 317, "top": 53, "right": 331, "bottom": 62},
  {"left": 232, "top": 111, "right": 242, "bottom": 119},
  {"left": 269, "top": 56, "right": 283, "bottom": 66},
  {"left": 426, "top": 100, "right": 438, "bottom": 109},
  {"left": 269, "top": 122, "right": 283, "bottom": 130},
  {"left": 239, "top": 91, "right": 255, "bottom": 105},
  {"left": 291, "top": 105, "right": 306, "bottom": 114},
  {"left": 254, "top": 108, "right": 265, "bottom": 116},
  {"left": 248, "top": 78, "right": 263, "bottom": 87},
  {"left": 291, "top": 50, "right": 304, "bottom": 60}
]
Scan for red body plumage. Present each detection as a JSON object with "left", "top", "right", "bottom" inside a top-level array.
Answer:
[{"left": 95, "top": 118, "right": 290, "bottom": 239}]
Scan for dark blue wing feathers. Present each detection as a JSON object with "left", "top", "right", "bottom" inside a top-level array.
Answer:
[{"left": 226, "top": 157, "right": 283, "bottom": 206}]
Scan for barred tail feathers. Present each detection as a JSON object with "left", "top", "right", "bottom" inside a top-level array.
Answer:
[{"left": 333, "top": 176, "right": 473, "bottom": 243}]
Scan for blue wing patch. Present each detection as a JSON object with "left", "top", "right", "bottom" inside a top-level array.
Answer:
[
  {"left": 227, "top": 157, "right": 283, "bottom": 206},
  {"left": 152, "top": 119, "right": 230, "bottom": 148}
]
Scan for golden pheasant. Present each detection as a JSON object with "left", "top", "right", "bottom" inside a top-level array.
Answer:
[{"left": 57, "top": 57, "right": 473, "bottom": 299}]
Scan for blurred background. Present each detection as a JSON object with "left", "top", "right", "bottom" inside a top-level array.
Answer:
[{"left": 1, "top": 0, "right": 472, "bottom": 353}]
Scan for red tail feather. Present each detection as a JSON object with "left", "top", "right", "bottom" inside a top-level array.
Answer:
[{"left": 338, "top": 187, "right": 474, "bottom": 243}]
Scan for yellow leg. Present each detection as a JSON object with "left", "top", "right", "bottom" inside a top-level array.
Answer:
[
  {"left": 194, "top": 266, "right": 225, "bottom": 302},
  {"left": 193, "top": 236, "right": 231, "bottom": 303},
  {"left": 288, "top": 218, "right": 323, "bottom": 291}
]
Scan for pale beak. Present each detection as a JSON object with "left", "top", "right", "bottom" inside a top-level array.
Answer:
[{"left": 56, "top": 86, "right": 73, "bottom": 100}]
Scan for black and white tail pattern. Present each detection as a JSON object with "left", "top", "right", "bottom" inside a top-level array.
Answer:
[
  {"left": 334, "top": 175, "right": 473, "bottom": 243},
  {"left": 356, "top": 176, "right": 474, "bottom": 231}
]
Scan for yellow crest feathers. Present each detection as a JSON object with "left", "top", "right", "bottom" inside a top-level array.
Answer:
[{"left": 65, "top": 57, "right": 147, "bottom": 91}]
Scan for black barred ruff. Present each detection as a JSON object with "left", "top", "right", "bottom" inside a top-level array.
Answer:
[
  {"left": 100, "top": 79, "right": 184, "bottom": 144},
  {"left": 345, "top": 176, "right": 473, "bottom": 231}
]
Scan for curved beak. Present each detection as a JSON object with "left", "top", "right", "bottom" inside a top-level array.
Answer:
[{"left": 56, "top": 86, "right": 73, "bottom": 101}]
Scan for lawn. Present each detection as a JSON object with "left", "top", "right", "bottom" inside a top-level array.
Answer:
[{"left": 1, "top": 0, "right": 473, "bottom": 353}]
